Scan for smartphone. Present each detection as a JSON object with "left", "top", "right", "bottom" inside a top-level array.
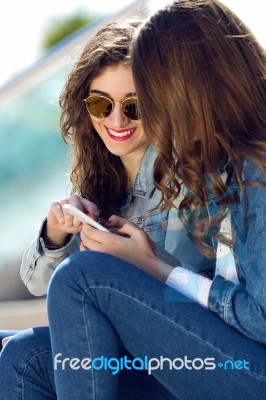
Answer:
[{"left": 62, "top": 204, "right": 109, "bottom": 232}]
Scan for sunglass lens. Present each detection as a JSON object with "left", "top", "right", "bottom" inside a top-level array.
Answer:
[
  {"left": 122, "top": 98, "right": 139, "bottom": 120},
  {"left": 86, "top": 96, "right": 112, "bottom": 118}
]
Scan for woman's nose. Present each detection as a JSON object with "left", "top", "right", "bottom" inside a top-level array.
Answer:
[{"left": 108, "top": 101, "right": 128, "bottom": 127}]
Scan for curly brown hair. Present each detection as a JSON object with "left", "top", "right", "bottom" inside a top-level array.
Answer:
[
  {"left": 132, "top": 0, "right": 266, "bottom": 257},
  {"left": 59, "top": 18, "right": 142, "bottom": 219}
]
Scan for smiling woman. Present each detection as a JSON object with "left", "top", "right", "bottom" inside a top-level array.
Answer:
[
  {"left": 1, "top": 1, "right": 266, "bottom": 399},
  {"left": 87, "top": 64, "right": 148, "bottom": 182},
  {"left": 58, "top": 20, "right": 149, "bottom": 219},
  {"left": 0, "top": 16, "right": 196, "bottom": 399}
]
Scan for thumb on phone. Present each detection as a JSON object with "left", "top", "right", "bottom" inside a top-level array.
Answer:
[
  {"left": 80, "top": 198, "right": 100, "bottom": 218},
  {"left": 106, "top": 215, "right": 136, "bottom": 229}
]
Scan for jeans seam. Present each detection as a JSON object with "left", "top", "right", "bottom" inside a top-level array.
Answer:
[
  {"left": 82, "top": 290, "right": 97, "bottom": 400},
  {"left": 85, "top": 285, "right": 266, "bottom": 383},
  {"left": 22, "top": 350, "right": 52, "bottom": 400}
]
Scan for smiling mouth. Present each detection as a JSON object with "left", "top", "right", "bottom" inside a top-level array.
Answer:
[{"left": 106, "top": 127, "right": 136, "bottom": 141}]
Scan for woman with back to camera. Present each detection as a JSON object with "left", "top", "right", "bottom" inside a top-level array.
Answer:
[
  {"left": 0, "top": 17, "right": 208, "bottom": 399},
  {"left": 35, "top": 1, "right": 266, "bottom": 399}
]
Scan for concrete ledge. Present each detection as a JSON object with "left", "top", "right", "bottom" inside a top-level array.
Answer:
[{"left": 0, "top": 298, "right": 48, "bottom": 329}]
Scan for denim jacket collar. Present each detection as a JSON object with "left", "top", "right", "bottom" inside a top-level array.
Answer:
[{"left": 121, "top": 145, "right": 158, "bottom": 208}]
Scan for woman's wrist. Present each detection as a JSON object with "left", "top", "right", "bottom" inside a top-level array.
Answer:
[
  {"left": 141, "top": 254, "right": 174, "bottom": 282},
  {"left": 42, "top": 222, "right": 70, "bottom": 248}
]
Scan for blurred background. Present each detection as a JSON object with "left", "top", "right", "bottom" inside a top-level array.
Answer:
[{"left": 0, "top": 0, "right": 265, "bottom": 329}]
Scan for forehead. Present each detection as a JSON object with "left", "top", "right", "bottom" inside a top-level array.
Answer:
[{"left": 90, "top": 64, "right": 136, "bottom": 95}]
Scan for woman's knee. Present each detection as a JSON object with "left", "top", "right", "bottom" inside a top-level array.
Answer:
[
  {"left": 48, "top": 251, "right": 111, "bottom": 304},
  {"left": 49, "top": 251, "right": 125, "bottom": 293},
  {"left": 0, "top": 327, "right": 50, "bottom": 370},
  {"left": 47, "top": 251, "right": 134, "bottom": 314}
]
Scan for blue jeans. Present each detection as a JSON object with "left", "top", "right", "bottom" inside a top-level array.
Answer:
[
  {"left": 1, "top": 251, "right": 266, "bottom": 399},
  {"left": 0, "top": 330, "right": 175, "bottom": 399},
  {"left": 47, "top": 251, "right": 266, "bottom": 399},
  {"left": 0, "top": 327, "right": 56, "bottom": 399}
]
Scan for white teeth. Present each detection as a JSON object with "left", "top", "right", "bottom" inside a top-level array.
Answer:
[{"left": 108, "top": 128, "right": 135, "bottom": 138}]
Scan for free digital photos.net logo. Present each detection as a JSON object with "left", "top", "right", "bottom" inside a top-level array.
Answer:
[{"left": 54, "top": 354, "right": 250, "bottom": 375}]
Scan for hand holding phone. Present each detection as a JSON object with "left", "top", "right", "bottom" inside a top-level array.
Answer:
[{"left": 62, "top": 204, "right": 109, "bottom": 232}]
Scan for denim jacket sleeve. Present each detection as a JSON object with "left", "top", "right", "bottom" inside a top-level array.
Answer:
[
  {"left": 208, "top": 158, "right": 266, "bottom": 344},
  {"left": 20, "top": 219, "right": 80, "bottom": 296}
]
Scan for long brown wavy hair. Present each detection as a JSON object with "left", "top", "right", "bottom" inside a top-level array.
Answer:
[
  {"left": 131, "top": 0, "right": 266, "bottom": 257},
  {"left": 60, "top": 19, "right": 142, "bottom": 219}
]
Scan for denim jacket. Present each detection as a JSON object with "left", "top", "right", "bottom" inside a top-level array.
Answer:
[
  {"left": 21, "top": 145, "right": 212, "bottom": 296},
  {"left": 206, "top": 158, "right": 266, "bottom": 344}
]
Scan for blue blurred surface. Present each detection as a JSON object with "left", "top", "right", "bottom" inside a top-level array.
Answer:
[{"left": 0, "top": 69, "right": 70, "bottom": 299}]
